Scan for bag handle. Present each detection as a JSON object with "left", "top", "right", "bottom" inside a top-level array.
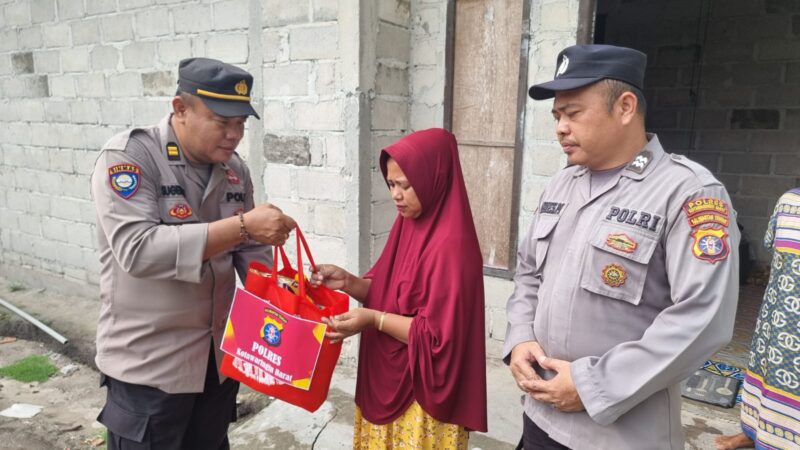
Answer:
[
  {"left": 270, "top": 227, "right": 318, "bottom": 305},
  {"left": 294, "top": 227, "right": 317, "bottom": 301}
]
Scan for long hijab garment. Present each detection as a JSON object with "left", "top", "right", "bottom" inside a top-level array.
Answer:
[{"left": 355, "top": 128, "right": 488, "bottom": 432}]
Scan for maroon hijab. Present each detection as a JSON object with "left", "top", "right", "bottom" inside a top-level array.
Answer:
[{"left": 355, "top": 128, "right": 487, "bottom": 432}]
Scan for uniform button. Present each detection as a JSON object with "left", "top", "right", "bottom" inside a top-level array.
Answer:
[{"left": 671, "top": 154, "right": 682, "bottom": 160}]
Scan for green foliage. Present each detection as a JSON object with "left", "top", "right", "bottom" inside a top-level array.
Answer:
[
  {"left": 0, "top": 355, "right": 58, "bottom": 383},
  {"left": 8, "top": 282, "right": 26, "bottom": 292}
]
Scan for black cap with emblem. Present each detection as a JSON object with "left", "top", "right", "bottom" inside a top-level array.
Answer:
[
  {"left": 177, "top": 57, "right": 260, "bottom": 119},
  {"left": 528, "top": 44, "right": 647, "bottom": 100}
]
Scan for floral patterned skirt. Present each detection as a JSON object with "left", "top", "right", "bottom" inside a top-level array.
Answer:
[{"left": 353, "top": 401, "right": 468, "bottom": 450}]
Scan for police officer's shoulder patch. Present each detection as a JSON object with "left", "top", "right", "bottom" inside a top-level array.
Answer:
[
  {"left": 683, "top": 195, "right": 731, "bottom": 263},
  {"left": 108, "top": 163, "right": 141, "bottom": 199},
  {"left": 690, "top": 225, "right": 730, "bottom": 263}
]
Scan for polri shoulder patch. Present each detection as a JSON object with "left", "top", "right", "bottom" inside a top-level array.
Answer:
[
  {"left": 108, "top": 164, "right": 141, "bottom": 199},
  {"left": 691, "top": 226, "right": 729, "bottom": 263}
]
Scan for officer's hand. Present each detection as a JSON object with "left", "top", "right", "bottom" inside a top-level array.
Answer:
[
  {"left": 244, "top": 204, "right": 297, "bottom": 246},
  {"left": 310, "top": 264, "right": 350, "bottom": 291},
  {"left": 510, "top": 341, "right": 545, "bottom": 392},
  {"left": 526, "top": 356, "right": 584, "bottom": 412}
]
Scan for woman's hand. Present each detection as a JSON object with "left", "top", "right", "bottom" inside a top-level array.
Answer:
[
  {"left": 310, "top": 264, "right": 350, "bottom": 291},
  {"left": 321, "top": 308, "right": 378, "bottom": 343}
]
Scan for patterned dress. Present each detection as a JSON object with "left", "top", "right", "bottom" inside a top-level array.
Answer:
[
  {"left": 353, "top": 402, "right": 468, "bottom": 450},
  {"left": 741, "top": 189, "right": 800, "bottom": 449}
]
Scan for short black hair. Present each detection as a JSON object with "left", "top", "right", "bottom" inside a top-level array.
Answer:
[{"left": 603, "top": 79, "right": 646, "bottom": 117}]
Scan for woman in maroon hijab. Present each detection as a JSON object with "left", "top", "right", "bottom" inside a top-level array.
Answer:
[{"left": 310, "top": 128, "right": 488, "bottom": 448}]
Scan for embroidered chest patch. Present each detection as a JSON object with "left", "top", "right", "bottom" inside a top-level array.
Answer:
[
  {"left": 601, "top": 263, "right": 627, "bottom": 287},
  {"left": 169, "top": 203, "right": 193, "bottom": 219},
  {"left": 606, "top": 233, "right": 638, "bottom": 253},
  {"left": 108, "top": 164, "right": 141, "bottom": 199},
  {"left": 540, "top": 202, "right": 565, "bottom": 215},
  {"left": 605, "top": 206, "right": 662, "bottom": 232},
  {"left": 226, "top": 168, "right": 240, "bottom": 185}
]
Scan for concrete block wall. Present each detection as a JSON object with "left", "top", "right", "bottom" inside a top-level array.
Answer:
[
  {"left": 600, "top": 0, "right": 800, "bottom": 264},
  {"left": 259, "top": 0, "right": 353, "bottom": 271},
  {"left": 369, "top": 0, "right": 412, "bottom": 265}
]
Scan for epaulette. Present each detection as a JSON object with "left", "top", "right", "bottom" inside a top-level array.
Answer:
[{"left": 668, "top": 153, "right": 720, "bottom": 186}]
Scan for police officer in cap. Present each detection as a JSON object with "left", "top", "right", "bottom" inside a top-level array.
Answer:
[
  {"left": 504, "top": 45, "right": 740, "bottom": 449},
  {"left": 91, "top": 57, "right": 296, "bottom": 449}
]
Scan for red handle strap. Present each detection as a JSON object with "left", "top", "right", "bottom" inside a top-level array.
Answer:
[{"left": 271, "top": 227, "right": 318, "bottom": 306}]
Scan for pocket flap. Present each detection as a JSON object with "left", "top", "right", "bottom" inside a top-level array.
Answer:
[
  {"left": 533, "top": 215, "right": 560, "bottom": 239},
  {"left": 589, "top": 222, "right": 659, "bottom": 264},
  {"left": 97, "top": 399, "right": 149, "bottom": 443}
]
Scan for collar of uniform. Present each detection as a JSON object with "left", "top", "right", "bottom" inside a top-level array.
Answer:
[
  {"left": 620, "top": 133, "right": 665, "bottom": 181},
  {"left": 570, "top": 133, "right": 664, "bottom": 179}
]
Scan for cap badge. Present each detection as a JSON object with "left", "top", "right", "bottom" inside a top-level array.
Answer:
[
  {"left": 235, "top": 80, "right": 248, "bottom": 96},
  {"left": 556, "top": 55, "right": 569, "bottom": 77},
  {"left": 601, "top": 263, "right": 627, "bottom": 288}
]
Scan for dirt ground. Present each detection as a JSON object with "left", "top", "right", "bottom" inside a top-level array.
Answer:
[
  {"left": 0, "top": 278, "right": 271, "bottom": 450},
  {"left": 0, "top": 338, "right": 105, "bottom": 450}
]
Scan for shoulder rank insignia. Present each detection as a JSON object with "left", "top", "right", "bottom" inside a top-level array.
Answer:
[
  {"left": 606, "top": 233, "right": 637, "bottom": 253},
  {"left": 691, "top": 226, "right": 729, "bottom": 263},
  {"left": 169, "top": 203, "right": 193, "bottom": 219},
  {"left": 601, "top": 263, "right": 627, "bottom": 287},
  {"left": 108, "top": 164, "right": 141, "bottom": 199},
  {"left": 166, "top": 142, "right": 180, "bottom": 161},
  {"left": 226, "top": 168, "right": 240, "bottom": 185},
  {"left": 626, "top": 150, "right": 653, "bottom": 174}
]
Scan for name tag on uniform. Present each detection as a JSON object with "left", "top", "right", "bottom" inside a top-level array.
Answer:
[{"left": 540, "top": 201, "right": 566, "bottom": 215}]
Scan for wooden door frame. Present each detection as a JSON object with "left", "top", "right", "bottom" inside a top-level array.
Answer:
[{"left": 443, "top": 0, "right": 531, "bottom": 279}]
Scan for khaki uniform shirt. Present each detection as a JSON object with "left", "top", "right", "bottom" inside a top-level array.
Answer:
[
  {"left": 91, "top": 114, "right": 271, "bottom": 393},
  {"left": 504, "top": 135, "right": 740, "bottom": 449}
]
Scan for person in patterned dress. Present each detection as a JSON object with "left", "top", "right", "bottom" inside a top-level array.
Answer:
[{"left": 716, "top": 189, "right": 800, "bottom": 450}]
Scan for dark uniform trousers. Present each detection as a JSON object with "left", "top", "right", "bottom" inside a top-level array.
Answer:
[
  {"left": 520, "top": 413, "right": 572, "bottom": 450},
  {"left": 98, "top": 347, "right": 238, "bottom": 450}
]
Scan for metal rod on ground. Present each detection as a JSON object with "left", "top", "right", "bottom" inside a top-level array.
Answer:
[{"left": 0, "top": 297, "right": 68, "bottom": 345}]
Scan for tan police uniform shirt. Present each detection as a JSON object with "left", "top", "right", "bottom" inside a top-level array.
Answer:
[
  {"left": 504, "top": 135, "right": 740, "bottom": 450},
  {"left": 91, "top": 114, "right": 271, "bottom": 394}
]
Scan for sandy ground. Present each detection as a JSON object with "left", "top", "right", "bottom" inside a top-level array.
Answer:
[{"left": 0, "top": 339, "right": 106, "bottom": 450}]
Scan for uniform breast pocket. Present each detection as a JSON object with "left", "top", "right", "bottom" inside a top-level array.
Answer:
[
  {"left": 532, "top": 215, "right": 560, "bottom": 277},
  {"left": 220, "top": 190, "right": 246, "bottom": 218},
  {"left": 580, "top": 222, "right": 659, "bottom": 305}
]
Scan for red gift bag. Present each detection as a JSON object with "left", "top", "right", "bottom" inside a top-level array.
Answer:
[{"left": 220, "top": 227, "right": 349, "bottom": 412}]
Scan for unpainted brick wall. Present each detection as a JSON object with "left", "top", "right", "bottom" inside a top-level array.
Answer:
[{"left": 599, "top": 0, "right": 800, "bottom": 266}]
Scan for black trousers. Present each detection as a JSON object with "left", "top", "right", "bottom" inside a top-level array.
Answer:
[
  {"left": 97, "top": 348, "right": 239, "bottom": 450},
  {"left": 518, "top": 412, "right": 572, "bottom": 450}
]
